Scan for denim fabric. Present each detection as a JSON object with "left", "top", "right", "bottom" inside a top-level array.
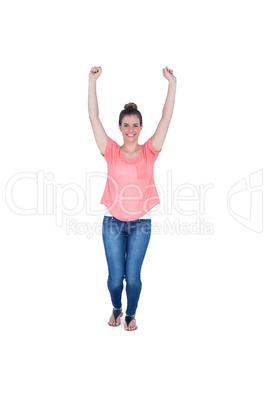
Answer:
[{"left": 102, "top": 216, "right": 151, "bottom": 316}]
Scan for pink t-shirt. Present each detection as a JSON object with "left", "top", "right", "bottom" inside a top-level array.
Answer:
[{"left": 100, "top": 136, "right": 162, "bottom": 221}]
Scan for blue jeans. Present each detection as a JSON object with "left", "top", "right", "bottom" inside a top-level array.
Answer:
[{"left": 102, "top": 216, "right": 152, "bottom": 316}]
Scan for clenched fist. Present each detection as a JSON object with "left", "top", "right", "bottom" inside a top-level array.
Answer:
[
  {"left": 162, "top": 66, "right": 176, "bottom": 83},
  {"left": 89, "top": 66, "right": 102, "bottom": 81}
]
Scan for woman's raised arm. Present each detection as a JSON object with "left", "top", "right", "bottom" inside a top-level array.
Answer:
[
  {"left": 151, "top": 67, "right": 177, "bottom": 152},
  {"left": 88, "top": 66, "right": 109, "bottom": 155}
]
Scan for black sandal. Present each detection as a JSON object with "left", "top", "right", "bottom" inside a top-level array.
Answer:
[
  {"left": 125, "top": 315, "right": 138, "bottom": 331},
  {"left": 108, "top": 308, "right": 123, "bottom": 327}
]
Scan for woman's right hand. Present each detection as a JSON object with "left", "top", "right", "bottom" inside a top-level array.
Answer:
[{"left": 89, "top": 66, "right": 102, "bottom": 81}]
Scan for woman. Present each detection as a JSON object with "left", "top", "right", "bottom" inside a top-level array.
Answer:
[{"left": 88, "top": 66, "right": 176, "bottom": 330}]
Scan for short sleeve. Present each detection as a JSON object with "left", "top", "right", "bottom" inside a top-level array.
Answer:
[
  {"left": 100, "top": 136, "right": 116, "bottom": 162},
  {"left": 146, "top": 136, "right": 162, "bottom": 159}
]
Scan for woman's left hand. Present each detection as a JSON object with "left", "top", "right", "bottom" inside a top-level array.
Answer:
[{"left": 162, "top": 66, "right": 176, "bottom": 83}]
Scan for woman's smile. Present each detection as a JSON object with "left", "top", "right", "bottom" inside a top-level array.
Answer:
[{"left": 119, "top": 115, "right": 142, "bottom": 141}]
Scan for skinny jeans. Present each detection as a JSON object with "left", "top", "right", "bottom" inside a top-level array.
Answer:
[{"left": 102, "top": 216, "right": 151, "bottom": 316}]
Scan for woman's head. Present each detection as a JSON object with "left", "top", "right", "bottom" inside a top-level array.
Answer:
[
  {"left": 119, "top": 103, "right": 143, "bottom": 126},
  {"left": 118, "top": 103, "right": 143, "bottom": 142}
]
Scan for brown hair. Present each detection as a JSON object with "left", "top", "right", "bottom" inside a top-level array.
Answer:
[{"left": 119, "top": 102, "right": 143, "bottom": 126}]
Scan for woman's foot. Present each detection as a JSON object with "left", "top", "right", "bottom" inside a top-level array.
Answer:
[
  {"left": 108, "top": 307, "right": 123, "bottom": 326},
  {"left": 124, "top": 315, "right": 137, "bottom": 331}
]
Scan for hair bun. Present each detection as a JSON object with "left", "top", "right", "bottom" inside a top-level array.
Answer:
[{"left": 124, "top": 102, "right": 138, "bottom": 110}]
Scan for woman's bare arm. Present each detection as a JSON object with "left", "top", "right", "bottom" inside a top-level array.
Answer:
[
  {"left": 151, "top": 67, "right": 177, "bottom": 152},
  {"left": 88, "top": 66, "right": 108, "bottom": 155}
]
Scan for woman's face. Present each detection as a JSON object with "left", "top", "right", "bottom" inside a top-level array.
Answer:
[{"left": 119, "top": 115, "right": 143, "bottom": 142}]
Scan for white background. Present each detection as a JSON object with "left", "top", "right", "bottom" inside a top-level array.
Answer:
[{"left": 1, "top": 0, "right": 267, "bottom": 401}]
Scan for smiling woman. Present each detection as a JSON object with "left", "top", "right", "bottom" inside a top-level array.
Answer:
[
  {"left": 88, "top": 65, "right": 177, "bottom": 331},
  {"left": 119, "top": 106, "right": 143, "bottom": 157}
]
